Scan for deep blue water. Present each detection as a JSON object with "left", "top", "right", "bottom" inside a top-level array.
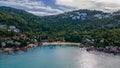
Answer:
[{"left": 0, "top": 45, "right": 120, "bottom": 68}]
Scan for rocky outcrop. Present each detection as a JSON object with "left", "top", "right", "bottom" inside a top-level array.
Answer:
[{"left": 79, "top": 44, "right": 120, "bottom": 55}]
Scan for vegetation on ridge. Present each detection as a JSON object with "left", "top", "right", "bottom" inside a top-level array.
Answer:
[{"left": 0, "top": 6, "right": 120, "bottom": 47}]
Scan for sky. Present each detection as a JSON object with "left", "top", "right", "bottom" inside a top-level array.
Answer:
[{"left": 0, "top": 0, "right": 120, "bottom": 16}]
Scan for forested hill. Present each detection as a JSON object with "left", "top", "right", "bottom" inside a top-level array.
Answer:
[
  {"left": 0, "top": 6, "right": 120, "bottom": 47},
  {"left": 0, "top": 6, "right": 42, "bottom": 32}
]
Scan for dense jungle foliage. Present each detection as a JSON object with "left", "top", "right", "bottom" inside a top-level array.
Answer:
[{"left": 0, "top": 6, "right": 120, "bottom": 47}]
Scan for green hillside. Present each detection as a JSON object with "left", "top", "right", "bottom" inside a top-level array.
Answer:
[{"left": 0, "top": 6, "right": 120, "bottom": 47}]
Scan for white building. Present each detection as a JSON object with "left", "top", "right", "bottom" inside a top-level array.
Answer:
[
  {"left": 100, "top": 39, "right": 105, "bottom": 43},
  {"left": 9, "top": 26, "right": 16, "bottom": 29},
  {"left": 7, "top": 40, "right": 14, "bottom": 45},
  {"left": 94, "top": 14, "right": 103, "bottom": 19},
  {"left": 14, "top": 29, "right": 20, "bottom": 33},
  {"left": 1, "top": 42, "right": 6, "bottom": 47},
  {"left": 0, "top": 25, "right": 7, "bottom": 29},
  {"left": 14, "top": 41, "right": 21, "bottom": 46}
]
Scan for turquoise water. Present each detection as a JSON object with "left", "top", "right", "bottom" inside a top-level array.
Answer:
[{"left": 0, "top": 45, "right": 120, "bottom": 68}]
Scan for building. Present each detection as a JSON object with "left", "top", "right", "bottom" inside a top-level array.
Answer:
[
  {"left": 94, "top": 14, "right": 103, "bottom": 19},
  {"left": 0, "top": 25, "right": 7, "bottom": 29},
  {"left": 9, "top": 26, "right": 16, "bottom": 30},
  {"left": 14, "top": 29, "right": 20, "bottom": 33},
  {"left": 1, "top": 42, "right": 6, "bottom": 47}
]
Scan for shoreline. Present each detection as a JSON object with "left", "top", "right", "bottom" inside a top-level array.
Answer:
[
  {"left": 79, "top": 44, "right": 120, "bottom": 55},
  {"left": 42, "top": 42, "right": 81, "bottom": 46},
  {"left": 0, "top": 43, "right": 41, "bottom": 54},
  {"left": 40, "top": 42, "right": 120, "bottom": 55},
  {"left": 0, "top": 42, "right": 120, "bottom": 55},
  {"left": 0, "top": 42, "right": 81, "bottom": 54}
]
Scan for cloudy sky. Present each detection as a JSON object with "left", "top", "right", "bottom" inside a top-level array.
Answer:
[{"left": 0, "top": 0, "right": 120, "bottom": 16}]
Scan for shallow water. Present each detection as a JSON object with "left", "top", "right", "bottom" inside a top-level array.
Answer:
[{"left": 0, "top": 45, "right": 120, "bottom": 68}]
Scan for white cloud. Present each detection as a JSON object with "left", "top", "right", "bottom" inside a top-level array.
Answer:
[
  {"left": 28, "top": 11, "right": 61, "bottom": 16},
  {"left": 55, "top": 0, "right": 120, "bottom": 12},
  {"left": 58, "top": 0, "right": 73, "bottom": 3},
  {"left": 0, "top": 0, "right": 64, "bottom": 16},
  {"left": 0, "top": 0, "right": 120, "bottom": 16}
]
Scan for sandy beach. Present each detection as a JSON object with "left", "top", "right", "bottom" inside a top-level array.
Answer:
[{"left": 42, "top": 42, "right": 81, "bottom": 45}]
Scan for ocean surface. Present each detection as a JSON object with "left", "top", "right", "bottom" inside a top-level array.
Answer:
[{"left": 0, "top": 45, "right": 120, "bottom": 68}]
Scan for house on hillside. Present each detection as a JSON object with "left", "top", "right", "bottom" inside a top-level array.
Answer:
[
  {"left": 85, "top": 38, "right": 91, "bottom": 42},
  {"left": 94, "top": 14, "right": 103, "bottom": 19},
  {"left": 100, "top": 38, "right": 105, "bottom": 43},
  {"left": 14, "top": 29, "right": 20, "bottom": 33},
  {"left": 0, "top": 25, "right": 7, "bottom": 29},
  {"left": 9, "top": 26, "right": 16, "bottom": 30},
  {"left": 7, "top": 40, "right": 14, "bottom": 45},
  {"left": 85, "top": 38, "right": 95, "bottom": 43},
  {"left": 1, "top": 42, "right": 6, "bottom": 47},
  {"left": 8, "top": 26, "right": 20, "bottom": 33},
  {"left": 14, "top": 41, "right": 21, "bottom": 46}
]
